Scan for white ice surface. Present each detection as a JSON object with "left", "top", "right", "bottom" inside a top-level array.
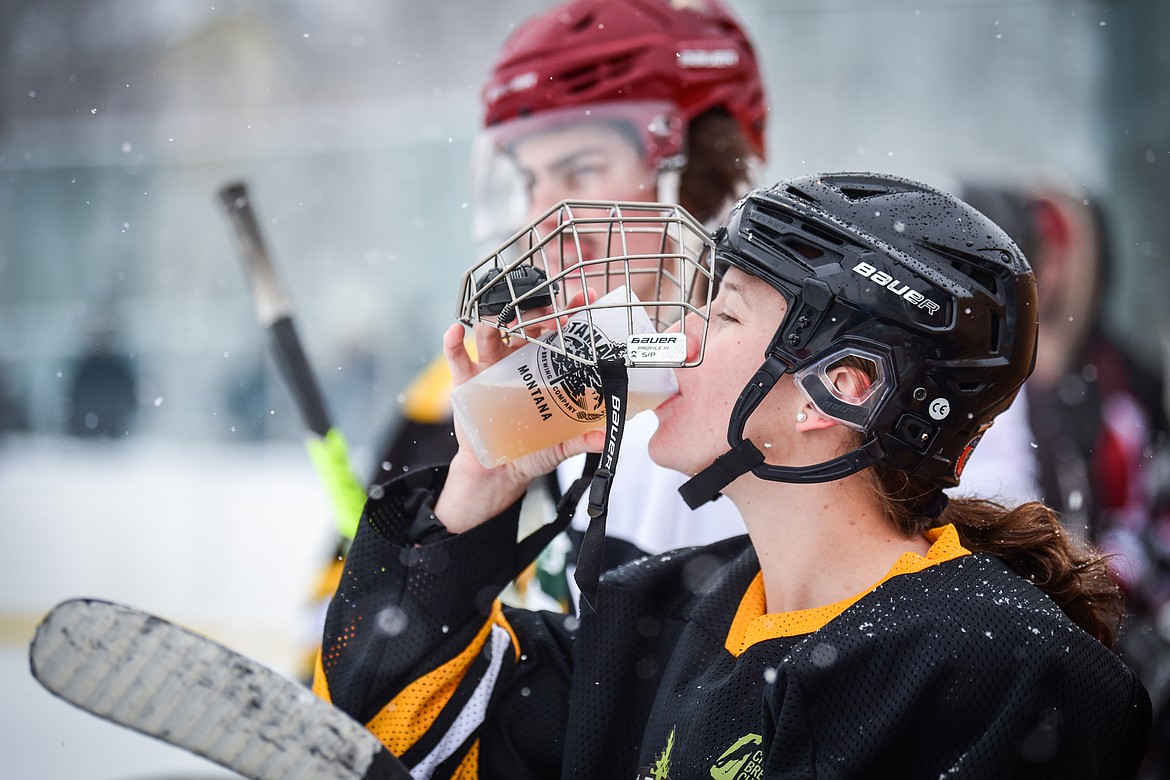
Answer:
[{"left": 1, "top": 435, "right": 338, "bottom": 779}]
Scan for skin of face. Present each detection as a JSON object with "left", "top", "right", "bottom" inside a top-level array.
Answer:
[
  {"left": 650, "top": 267, "right": 800, "bottom": 477},
  {"left": 509, "top": 121, "right": 671, "bottom": 303}
]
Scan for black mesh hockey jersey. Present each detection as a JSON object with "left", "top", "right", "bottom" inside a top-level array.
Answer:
[{"left": 316, "top": 467, "right": 1151, "bottom": 779}]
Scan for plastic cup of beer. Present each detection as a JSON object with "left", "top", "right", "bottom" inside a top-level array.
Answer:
[{"left": 451, "top": 287, "right": 678, "bottom": 468}]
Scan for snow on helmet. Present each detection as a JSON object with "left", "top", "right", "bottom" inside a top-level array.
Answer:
[
  {"left": 680, "top": 172, "right": 1039, "bottom": 508},
  {"left": 482, "top": 0, "right": 766, "bottom": 159}
]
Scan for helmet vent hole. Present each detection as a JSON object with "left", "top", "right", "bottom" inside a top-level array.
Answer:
[
  {"left": 751, "top": 224, "right": 843, "bottom": 269},
  {"left": 950, "top": 260, "right": 1000, "bottom": 296},
  {"left": 785, "top": 238, "right": 824, "bottom": 261},
  {"left": 561, "top": 64, "right": 602, "bottom": 93},
  {"left": 926, "top": 242, "right": 1010, "bottom": 301},
  {"left": 837, "top": 186, "right": 886, "bottom": 201},
  {"left": 957, "top": 381, "right": 987, "bottom": 395},
  {"left": 557, "top": 55, "right": 638, "bottom": 95},
  {"left": 927, "top": 242, "right": 1005, "bottom": 297},
  {"left": 570, "top": 12, "right": 596, "bottom": 33},
  {"left": 799, "top": 222, "right": 846, "bottom": 248},
  {"left": 752, "top": 201, "right": 850, "bottom": 250},
  {"left": 782, "top": 184, "right": 818, "bottom": 205}
]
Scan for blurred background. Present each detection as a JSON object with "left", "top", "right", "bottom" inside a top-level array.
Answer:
[{"left": 1, "top": 0, "right": 1167, "bottom": 777}]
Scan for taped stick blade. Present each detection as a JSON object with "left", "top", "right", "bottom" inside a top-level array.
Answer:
[{"left": 30, "top": 599, "right": 407, "bottom": 780}]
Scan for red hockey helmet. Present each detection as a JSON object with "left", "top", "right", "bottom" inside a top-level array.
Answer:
[
  {"left": 472, "top": 0, "right": 767, "bottom": 245},
  {"left": 482, "top": 0, "right": 767, "bottom": 160}
]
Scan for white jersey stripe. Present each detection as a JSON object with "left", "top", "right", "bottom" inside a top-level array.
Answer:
[{"left": 410, "top": 625, "right": 513, "bottom": 779}]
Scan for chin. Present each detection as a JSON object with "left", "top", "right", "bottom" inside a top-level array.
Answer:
[
  {"left": 648, "top": 426, "right": 703, "bottom": 477},
  {"left": 646, "top": 427, "right": 669, "bottom": 469},
  {"left": 646, "top": 421, "right": 679, "bottom": 472}
]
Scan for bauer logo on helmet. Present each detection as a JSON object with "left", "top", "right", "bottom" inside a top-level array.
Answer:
[
  {"left": 851, "top": 260, "right": 941, "bottom": 315},
  {"left": 677, "top": 49, "right": 741, "bottom": 69}
]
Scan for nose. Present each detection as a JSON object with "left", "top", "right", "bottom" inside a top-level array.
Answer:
[{"left": 527, "top": 177, "right": 586, "bottom": 280}]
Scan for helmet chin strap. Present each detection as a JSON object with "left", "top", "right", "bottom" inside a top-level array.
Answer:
[
  {"left": 678, "top": 354, "right": 888, "bottom": 509},
  {"left": 572, "top": 358, "right": 630, "bottom": 613}
]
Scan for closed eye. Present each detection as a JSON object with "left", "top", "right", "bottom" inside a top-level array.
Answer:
[{"left": 715, "top": 311, "right": 739, "bottom": 324}]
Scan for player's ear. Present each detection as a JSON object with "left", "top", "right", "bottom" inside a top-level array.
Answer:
[{"left": 795, "top": 406, "right": 833, "bottom": 431}]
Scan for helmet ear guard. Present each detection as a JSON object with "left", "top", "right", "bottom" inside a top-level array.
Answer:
[
  {"left": 729, "top": 351, "right": 889, "bottom": 483},
  {"left": 677, "top": 348, "right": 889, "bottom": 510},
  {"left": 793, "top": 345, "right": 895, "bottom": 432}
]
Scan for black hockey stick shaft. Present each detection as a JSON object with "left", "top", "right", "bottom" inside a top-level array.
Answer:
[
  {"left": 218, "top": 181, "right": 332, "bottom": 438},
  {"left": 218, "top": 181, "right": 367, "bottom": 539},
  {"left": 268, "top": 315, "right": 332, "bottom": 437},
  {"left": 30, "top": 598, "right": 410, "bottom": 780}
]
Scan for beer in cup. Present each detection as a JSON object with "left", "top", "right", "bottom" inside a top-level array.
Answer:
[{"left": 452, "top": 287, "right": 678, "bottom": 467}]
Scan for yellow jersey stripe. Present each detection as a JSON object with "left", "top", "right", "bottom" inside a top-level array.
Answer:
[
  {"left": 451, "top": 739, "right": 479, "bottom": 778},
  {"left": 363, "top": 600, "right": 512, "bottom": 761}
]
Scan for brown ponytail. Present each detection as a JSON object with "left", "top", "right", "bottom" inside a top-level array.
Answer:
[{"left": 869, "top": 464, "right": 1125, "bottom": 649}]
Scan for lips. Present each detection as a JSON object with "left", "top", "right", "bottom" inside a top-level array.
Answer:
[{"left": 654, "top": 391, "right": 679, "bottom": 415}]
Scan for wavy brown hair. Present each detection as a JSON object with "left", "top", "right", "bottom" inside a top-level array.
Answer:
[
  {"left": 868, "top": 464, "right": 1125, "bottom": 649},
  {"left": 824, "top": 350, "right": 1125, "bottom": 649},
  {"left": 679, "top": 109, "right": 758, "bottom": 225}
]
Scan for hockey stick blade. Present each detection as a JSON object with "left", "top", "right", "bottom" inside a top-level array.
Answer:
[{"left": 30, "top": 598, "right": 409, "bottom": 780}]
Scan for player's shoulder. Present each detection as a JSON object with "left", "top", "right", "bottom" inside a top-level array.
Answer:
[
  {"left": 844, "top": 554, "right": 1117, "bottom": 670},
  {"left": 861, "top": 554, "right": 1068, "bottom": 631}
]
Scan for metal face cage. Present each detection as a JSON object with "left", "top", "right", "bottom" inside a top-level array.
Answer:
[{"left": 456, "top": 200, "right": 715, "bottom": 369}]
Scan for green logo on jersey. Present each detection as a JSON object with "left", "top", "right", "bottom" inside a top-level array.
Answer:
[
  {"left": 710, "top": 733, "right": 763, "bottom": 780},
  {"left": 651, "top": 728, "right": 675, "bottom": 779},
  {"left": 635, "top": 728, "right": 675, "bottom": 780},
  {"left": 636, "top": 728, "right": 763, "bottom": 780}
]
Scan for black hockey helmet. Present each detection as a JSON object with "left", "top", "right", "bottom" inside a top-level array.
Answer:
[{"left": 680, "top": 172, "right": 1038, "bottom": 508}]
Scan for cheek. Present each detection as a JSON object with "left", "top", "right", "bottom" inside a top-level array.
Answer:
[
  {"left": 684, "top": 360, "right": 733, "bottom": 414},
  {"left": 688, "top": 337, "right": 759, "bottom": 408},
  {"left": 650, "top": 353, "right": 741, "bottom": 468}
]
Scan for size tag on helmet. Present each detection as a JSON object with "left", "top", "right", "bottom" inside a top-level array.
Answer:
[{"left": 627, "top": 333, "right": 687, "bottom": 366}]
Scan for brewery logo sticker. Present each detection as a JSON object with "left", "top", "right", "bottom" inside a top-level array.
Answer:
[{"left": 537, "top": 319, "right": 621, "bottom": 422}]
